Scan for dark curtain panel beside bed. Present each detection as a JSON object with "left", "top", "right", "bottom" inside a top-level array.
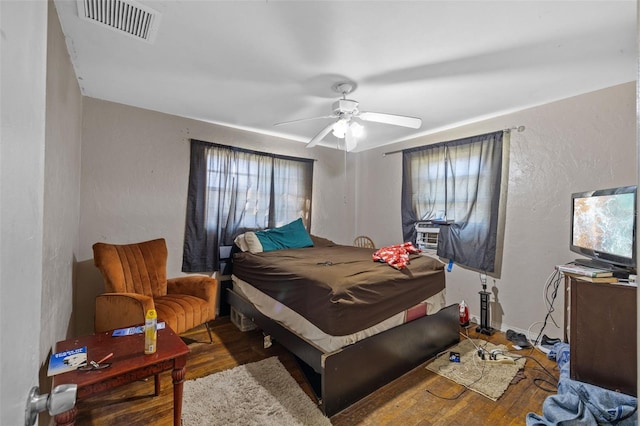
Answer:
[
  {"left": 401, "top": 131, "right": 503, "bottom": 272},
  {"left": 182, "top": 140, "right": 313, "bottom": 272}
]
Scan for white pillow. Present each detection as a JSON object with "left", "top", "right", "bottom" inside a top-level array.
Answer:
[
  {"left": 244, "top": 232, "right": 263, "bottom": 253},
  {"left": 234, "top": 234, "right": 250, "bottom": 252}
]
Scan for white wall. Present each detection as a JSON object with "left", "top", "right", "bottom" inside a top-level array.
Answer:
[
  {"left": 41, "top": 0, "right": 83, "bottom": 359},
  {"left": 0, "top": 2, "right": 47, "bottom": 424},
  {"left": 355, "top": 82, "right": 637, "bottom": 337},
  {"left": 75, "top": 98, "right": 354, "bottom": 334},
  {"left": 1, "top": 3, "right": 83, "bottom": 424}
]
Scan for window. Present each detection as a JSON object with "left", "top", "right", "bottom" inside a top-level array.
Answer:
[
  {"left": 182, "top": 140, "right": 313, "bottom": 272},
  {"left": 401, "top": 131, "right": 503, "bottom": 272}
]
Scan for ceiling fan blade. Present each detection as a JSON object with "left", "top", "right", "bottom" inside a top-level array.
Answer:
[
  {"left": 274, "top": 115, "right": 335, "bottom": 126},
  {"left": 306, "top": 122, "right": 335, "bottom": 148},
  {"left": 358, "top": 111, "right": 422, "bottom": 129}
]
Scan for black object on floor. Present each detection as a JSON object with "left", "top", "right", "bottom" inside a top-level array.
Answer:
[
  {"left": 541, "top": 334, "right": 561, "bottom": 346},
  {"left": 506, "top": 329, "right": 531, "bottom": 348}
]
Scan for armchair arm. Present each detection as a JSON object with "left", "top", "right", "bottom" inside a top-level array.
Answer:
[
  {"left": 167, "top": 276, "right": 218, "bottom": 320},
  {"left": 95, "top": 293, "right": 155, "bottom": 333}
]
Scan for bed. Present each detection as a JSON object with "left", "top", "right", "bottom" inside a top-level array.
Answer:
[{"left": 225, "top": 232, "right": 459, "bottom": 416}]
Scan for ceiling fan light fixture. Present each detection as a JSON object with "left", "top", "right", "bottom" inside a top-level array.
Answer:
[
  {"left": 350, "top": 121, "right": 364, "bottom": 138},
  {"left": 332, "top": 119, "right": 349, "bottom": 138}
]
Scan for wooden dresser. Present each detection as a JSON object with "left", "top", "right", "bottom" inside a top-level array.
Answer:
[{"left": 565, "top": 275, "right": 637, "bottom": 396}]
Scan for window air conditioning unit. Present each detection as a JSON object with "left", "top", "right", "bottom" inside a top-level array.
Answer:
[{"left": 415, "top": 221, "right": 440, "bottom": 252}]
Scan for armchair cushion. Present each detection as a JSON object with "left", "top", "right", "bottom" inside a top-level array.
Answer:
[
  {"left": 154, "top": 294, "right": 212, "bottom": 337},
  {"left": 95, "top": 293, "right": 155, "bottom": 333}
]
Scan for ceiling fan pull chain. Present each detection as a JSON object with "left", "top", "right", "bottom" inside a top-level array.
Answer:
[{"left": 344, "top": 147, "right": 348, "bottom": 204}]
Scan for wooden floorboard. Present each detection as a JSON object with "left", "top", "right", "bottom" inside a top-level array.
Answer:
[{"left": 72, "top": 318, "right": 559, "bottom": 425}]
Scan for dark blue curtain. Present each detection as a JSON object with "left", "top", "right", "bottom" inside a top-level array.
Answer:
[
  {"left": 402, "top": 131, "right": 503, "bottom": 272},
  {"left": 182, "top": 140, "right": 313, "bottom": 272}
]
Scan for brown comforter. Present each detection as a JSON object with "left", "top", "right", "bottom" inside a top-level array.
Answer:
[{"left": 232, "top": 244, "right": 445, "bottom": 336}]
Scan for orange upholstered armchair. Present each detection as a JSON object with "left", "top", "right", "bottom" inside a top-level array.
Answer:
[{"left": 92, "top": 238, "right": 218, "bottom": 342}]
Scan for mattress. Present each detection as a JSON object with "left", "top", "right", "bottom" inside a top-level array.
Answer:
[
  {"left": 231, "top": 244, "right": 446, "bottom": 336},
  {"left": 232, "top": 276, "right": 447, "bottom": 353}
]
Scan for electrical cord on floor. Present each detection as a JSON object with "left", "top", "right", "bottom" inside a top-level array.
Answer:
[
  {"left": 506, "top": 353, "right": 559, "bottom": 393},
  {"left": 427, "top": 326, "right": 561, "bottom": 400},
  {"left": 425, "top": 331, "right": 491, "bottom": 400},
  {"left": 425, "top": 382, "right": 468, "bottom": 400},
  {"left": 425, "top": 360, "right": 488, "bottom": 401}
]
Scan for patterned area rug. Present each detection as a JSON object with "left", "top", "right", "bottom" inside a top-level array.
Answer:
[
  {"left": 182, "top": 357, "right": 332, "bottom": 426},
  {"left": 426, "top": 338, "right": 527, "bottom": 401}
]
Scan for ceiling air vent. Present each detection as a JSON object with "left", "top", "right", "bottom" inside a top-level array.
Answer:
[{"left": 76, "top": 0, "right": 161, "bottom": 43}]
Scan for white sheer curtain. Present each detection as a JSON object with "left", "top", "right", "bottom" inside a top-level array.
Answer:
[
  {"left": 402, "top": 131, "right": 503, "bottom": 272},
  {"left": 209, "top": 147, "right": 273, "bottom": 232},
  {"left": 183, "top": 140, "right": 313, "bottom": 272},
  {"left": 272, "top": 157, "right": 313, "bottom": 227}
]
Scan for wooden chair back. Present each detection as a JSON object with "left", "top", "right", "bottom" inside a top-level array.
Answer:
[{"left": 353, "top": 235, "right": 375, "bottom": 249}]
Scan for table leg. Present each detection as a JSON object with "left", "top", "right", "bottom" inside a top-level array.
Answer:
[
  {"left": 171, "top": 357, "right": 187, "bottom": 426},
  {"left": 154, "top": 373, "right": 161, "bottom": 396},
  {"left": 54, "top": 406, "right": 77, "bottom": 426}
]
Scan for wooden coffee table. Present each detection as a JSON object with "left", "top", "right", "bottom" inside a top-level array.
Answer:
[{"left": 52, "top": 325, "right": 190, "bottom": 426}]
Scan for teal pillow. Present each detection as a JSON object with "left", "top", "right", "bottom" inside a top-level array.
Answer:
[{"left": 254, "top": 218, "right": 314, "bottom": 252}]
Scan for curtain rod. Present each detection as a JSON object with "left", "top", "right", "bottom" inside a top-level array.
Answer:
[
  {"left": 382, "top": 125, "right": 526, "bottom": 157},
  {"left": 188, "top": 138, "right": 318, "bottom": 161}
]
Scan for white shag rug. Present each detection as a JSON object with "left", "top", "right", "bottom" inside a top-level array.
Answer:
[{"left": 182, "top": 357, "right": 332, "bottom": 426}]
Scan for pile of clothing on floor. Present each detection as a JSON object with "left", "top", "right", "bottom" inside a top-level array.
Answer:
[{"left": 526, "top": 343, "right": 637, "bottom": 425}]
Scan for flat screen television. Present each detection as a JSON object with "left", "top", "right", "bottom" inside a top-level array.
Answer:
[{"left": 570, "top": 185, "right": 637, "bottom": 272}]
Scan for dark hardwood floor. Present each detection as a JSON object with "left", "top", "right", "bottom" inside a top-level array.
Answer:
[{"left": 72, "top": 317, "right": 559, "bottom": 425}]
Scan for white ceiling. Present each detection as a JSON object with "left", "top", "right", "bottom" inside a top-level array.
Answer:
[{"left": 53, "top": 0, "right": 637, "bottom": 152}]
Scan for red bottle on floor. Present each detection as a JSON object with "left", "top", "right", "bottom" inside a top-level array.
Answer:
[{"left": 459, "top": 300, "right": 470, "bottom": 327}]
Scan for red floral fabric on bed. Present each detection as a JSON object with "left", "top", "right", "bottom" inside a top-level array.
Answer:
[
  {"left": 372, "top": 242, "right": 422, "bottom": 269},
  {"left": 232, "top": 244, "right": 445, "bottom": 336}
]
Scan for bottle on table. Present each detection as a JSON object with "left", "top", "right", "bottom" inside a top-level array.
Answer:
[{"left": 144, "top": 309, "right": 157, "bottom": 354}]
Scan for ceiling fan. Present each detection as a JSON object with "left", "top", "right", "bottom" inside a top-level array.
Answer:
[{"left": 275, "top": 82, "right": 422, "bottom": 152}]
